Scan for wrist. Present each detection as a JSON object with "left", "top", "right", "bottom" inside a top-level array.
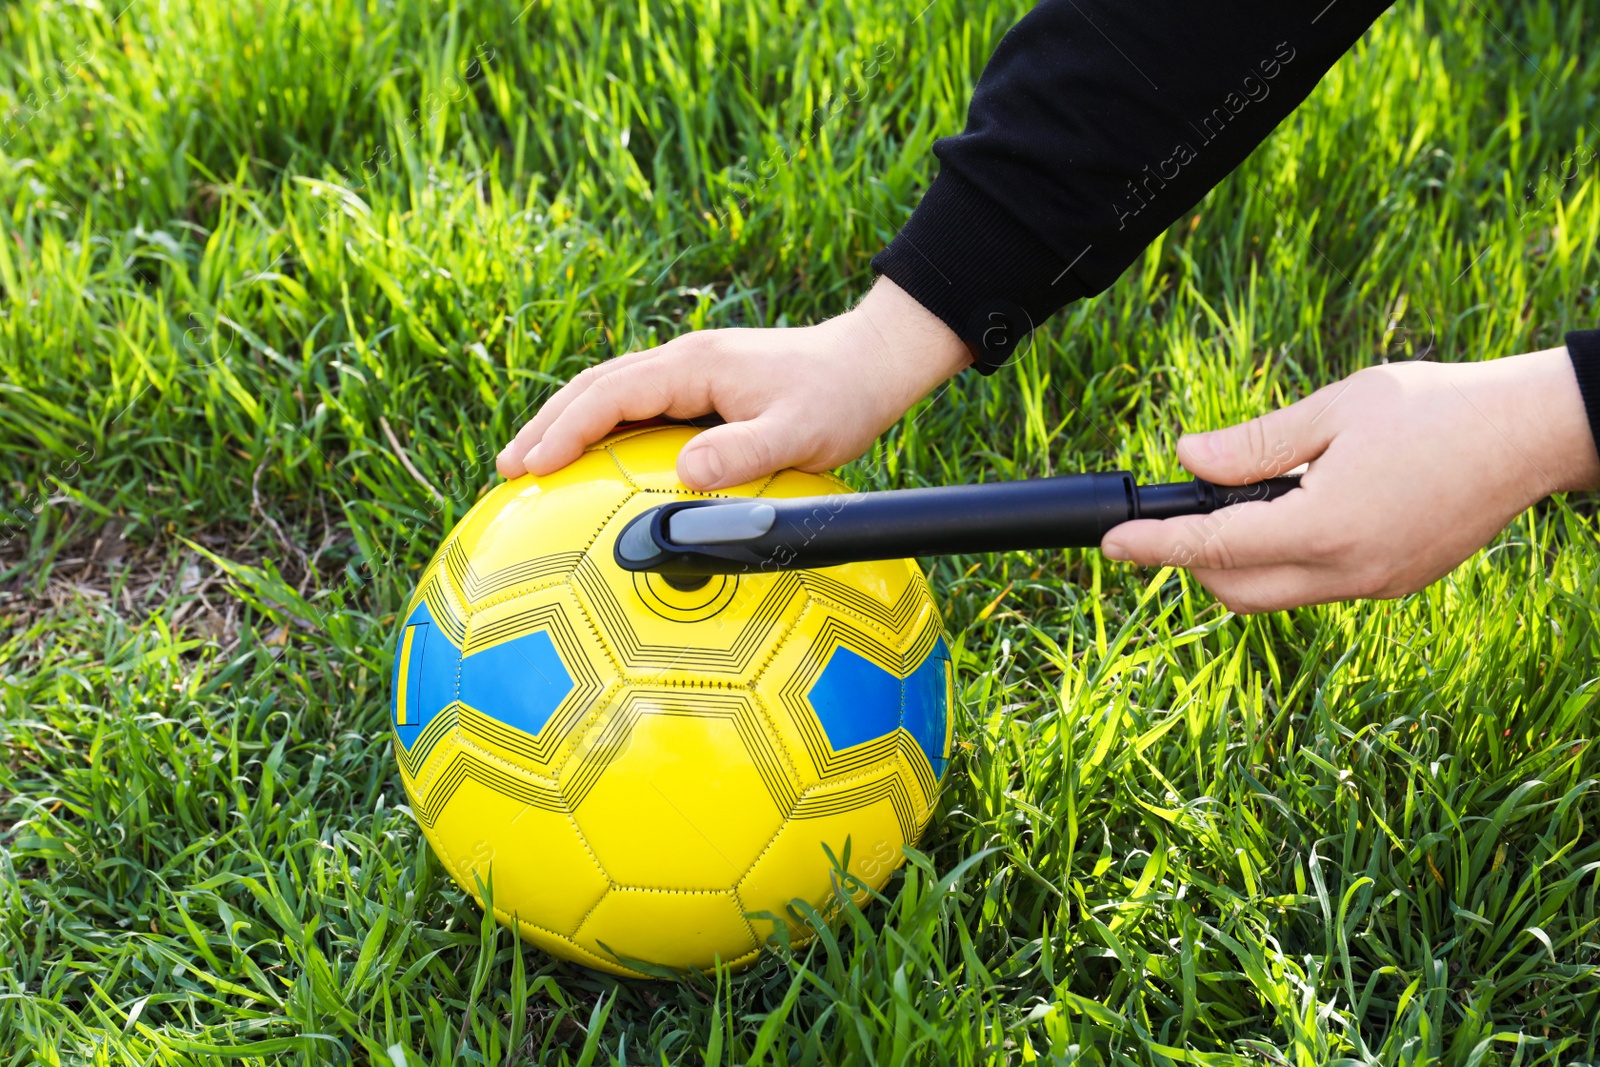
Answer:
[
  {"left": 847, "top": 276, "right": 973, "bottom": 407},
  {"left": 1480, "top": 347, "right": 1600, "bottom": 495},
  {"left": 1544, "top": 346, "right": 1600, "bottom": 491}
]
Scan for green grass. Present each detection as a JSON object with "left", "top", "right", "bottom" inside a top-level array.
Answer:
[{"left": 2, "top": 0, "right": 1599, "bottom": 1061}]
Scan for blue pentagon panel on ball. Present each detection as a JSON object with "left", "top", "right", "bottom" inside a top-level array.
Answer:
[
  {"left": 805, "top": 637, "right": 951, "bottom": 779},
  {"left": 806, "top": 646, "right": 902, "bottom": 752},
  {"left": 392, "top": 600, "right": 462, "bottom": 754},
  {"left": 901, "top": 637, "right": 952, "bottom": 778},
  {"left": 457, "top": 628, "right": 576, "bottom": 738}
]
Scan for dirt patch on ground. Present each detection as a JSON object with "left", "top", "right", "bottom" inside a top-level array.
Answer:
[{"left": 0, "top": 509, "right": 345, "bottom": 659}]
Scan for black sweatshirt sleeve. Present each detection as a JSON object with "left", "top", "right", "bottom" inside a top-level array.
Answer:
[
  {"left": 1567, "top": 329, "right": 1600, "bottom": 451},
  {"left": 871, "top": 0, "right": 1396, "bottom": 371}
]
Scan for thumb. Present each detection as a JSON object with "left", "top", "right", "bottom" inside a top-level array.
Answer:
[
  {"left": 677, "top": 416, "right": 805, "bottom": 491},
  {"left": 1176, "top": 394, "right": 1336, "bottom": 485}
]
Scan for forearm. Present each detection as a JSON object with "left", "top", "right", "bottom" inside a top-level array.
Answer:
[{"left": 873, "top": 0, "right": 1397, "bottom": 365}]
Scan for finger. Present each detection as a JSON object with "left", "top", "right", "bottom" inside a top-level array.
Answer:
[
  {"left": 1187, "top": 564, "right": 1323, "bottom": 614},
  {"left": 498, "top": 419, "right": 546, "bottom": 477},
  {"left": 1100, "top": 490, "right": 1320, "bottom": 571},
  {"left": 524, "top": 354, "right": 710, "bottom": 476},
  {"left": 497, "top": 346, "right": 668, "bottom": 477},
  {"left": 1176, "top": 382, "right": 1347, "bottom": 485},
  {"left": 677, "top": 413, "right": 811, "bottom": 491},
  {"left": 496, "top": 346, "right": 669, "bottom": 477}
]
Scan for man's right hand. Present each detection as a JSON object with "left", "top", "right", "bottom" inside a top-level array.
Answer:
[
  {"left": 1101, "top": 347, "right": 1600, "bottom": 612},
  {"left": 496, "top": 277, "right": 972, "bottom": 491}
]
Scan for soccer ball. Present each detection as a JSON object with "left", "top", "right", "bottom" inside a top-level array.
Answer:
[{"left": 390, "top": 424, "right": 953, "bottom": 976}]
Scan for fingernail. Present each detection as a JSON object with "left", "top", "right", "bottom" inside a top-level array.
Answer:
[
  {"left": 681, "top": 446, "right": 725, "bottom": 489},
  {"left": 1102, "top": 540, "right": 1131, "bottom": 561},
  {"left": 522, "top": 444, "right": 544, "bottom": 471},
  {"left": 1183, "top": 432, "right": 1222, "bottom": 463}
]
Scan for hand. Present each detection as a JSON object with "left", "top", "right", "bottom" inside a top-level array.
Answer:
[
  {"left": 1101, "top": 347, "right": 1600, "bottom": 613},
  {"left": 496, "top": 278, "right": 972, "bottom": 490}
]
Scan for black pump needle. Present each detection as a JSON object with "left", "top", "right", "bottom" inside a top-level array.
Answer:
[{"left": 614, "top": 470, "right": 1302, "bottom": 590}]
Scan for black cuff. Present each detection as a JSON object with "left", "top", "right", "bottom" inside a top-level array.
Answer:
[
  {"left": 870, "top": 168, "right": 1091, "bottom": 374},
  {"left": 1567, "top": 329, "right": 1600, "bottom": 458}
]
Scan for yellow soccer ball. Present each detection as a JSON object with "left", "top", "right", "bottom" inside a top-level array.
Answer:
[{"left": 390, "top": 424, "right": 953, "bottom": 976}]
